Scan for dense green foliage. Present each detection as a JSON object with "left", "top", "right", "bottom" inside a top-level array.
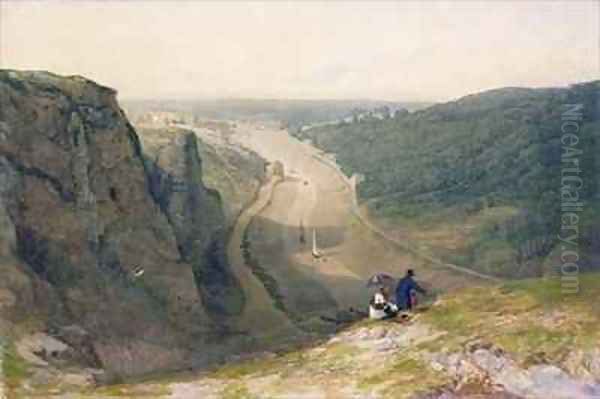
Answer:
[{"left": 295, "top": 82, "right": 600, "bottom": 278}]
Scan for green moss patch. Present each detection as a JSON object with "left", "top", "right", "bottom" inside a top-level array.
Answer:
[
  {"left": 2, "top": 343, "right": 31, "bottom": 392},
  {"left": 211, "top": 356, "right": 282, "bottom": 380},
  {"left": 359, "top": 356, "right": 449, "bottom": 399},
  {"left": 222, "top": 383, "right": 260, "bottom": 399}
]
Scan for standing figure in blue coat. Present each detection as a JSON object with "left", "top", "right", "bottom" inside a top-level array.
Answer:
[{"left": 395, "top": 269, "right": 426, "bottom": 311}]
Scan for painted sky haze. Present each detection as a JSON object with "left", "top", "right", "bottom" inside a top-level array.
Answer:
[{"left": 1, "top": 0, "right": 598, "bottom": 101}]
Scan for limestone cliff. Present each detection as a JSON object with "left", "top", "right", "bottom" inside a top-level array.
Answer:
[
  {"left": 140, "top": 129, "right": 245, "bottom": 317},
  {"left": 136, "top": 125, "right": 266, "bottom": 227},
  {"left": 0, "top": 70, "right": 242, "bottom": 381}
]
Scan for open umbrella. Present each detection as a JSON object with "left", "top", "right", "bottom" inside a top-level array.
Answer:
[{"left": 366, "top": 272, "right": 396, "bottom": 288}]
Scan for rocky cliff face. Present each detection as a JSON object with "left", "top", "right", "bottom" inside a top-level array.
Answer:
[
  {"left": 193, "top": 133, "right": 266, "bottom": 226},
  {"left": 135, "top": 124, "right": 266, "bottom": 227},
  {"left": 0, "top": 70, "right": 242, "bottom": 382},
  {"left": 140, "top": 129, "right": 245, "bottom": 317}
]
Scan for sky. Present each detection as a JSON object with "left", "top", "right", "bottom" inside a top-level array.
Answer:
[{"left": 0, "top": 1, "right": 598, "bottom": 102}]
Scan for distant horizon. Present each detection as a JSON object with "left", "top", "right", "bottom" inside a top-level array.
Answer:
[
  {"left": 1, "top": 1, "right": 597, "bottom": 102},
  {"left": 3, "top": 67, "right": 597, "bottom": 105},
  {"left": 14, "top": 70, "right": 596, "bottom": 105},
  {"left": 117, "top": 77, "right": 598, "bottom": 104},
  {"left": 118, "top": 94, "right": 432, "bottom": 104}
]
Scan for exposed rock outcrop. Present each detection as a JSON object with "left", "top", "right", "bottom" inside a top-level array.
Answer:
[
  {"left": 0, "top": 70, "right": 243, "bottom": 383},
  {"left": 141, "top": 129, "right": 245, "bottom": 317},
  {"left": 194, "top": 134, "right": 266, "bottom": 226},
  {"left": 136, "top": 124, "right": 266, "bottom": 226}
]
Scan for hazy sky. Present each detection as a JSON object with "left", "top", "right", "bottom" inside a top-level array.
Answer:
[{"left": 1, "top": 1, "right": 598, "bottom": 101}]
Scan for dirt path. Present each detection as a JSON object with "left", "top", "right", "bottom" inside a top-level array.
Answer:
[
  {"left": 225, "top": 174, "right": 298, "bottom": 337},
  {"left": 228, "top": 122, "right": 482, "bottom": 322}
]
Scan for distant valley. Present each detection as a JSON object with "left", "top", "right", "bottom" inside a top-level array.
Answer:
[
  {"left": 1, "top": 70, "right": 599, "bottom": 398},
  {"left": 294, "top": 82, "right": 600, "bottom": 279}
]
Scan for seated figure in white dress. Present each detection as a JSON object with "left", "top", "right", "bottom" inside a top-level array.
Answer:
[{"left": 369, "top": 287, "right": 389, "bottom": 319}]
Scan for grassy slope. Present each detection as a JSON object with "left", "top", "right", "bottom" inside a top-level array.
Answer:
[
  {"left": 198, "top": 274, "right": 600, "bottom": 398},
  {"left": 420, "top": 273, "right": 600, "bottom": 361},
  {"left": 295, "top": 82, "right": 600, "bottom": 278},
  {"left": 56, "top": 273, "right": 600, "bottom": 398}
]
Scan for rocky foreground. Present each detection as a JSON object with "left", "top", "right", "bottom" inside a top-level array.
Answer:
[{"left": 7, "top": 275, "right": 597, "bottom": 398}]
